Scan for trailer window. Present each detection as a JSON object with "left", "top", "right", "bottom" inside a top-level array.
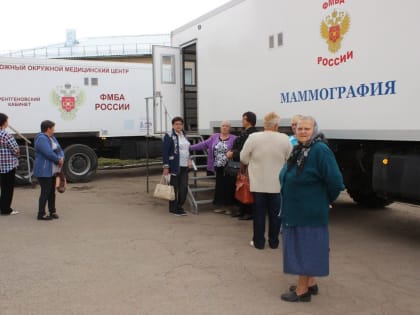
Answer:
[
  {"left": 269, "top": 35, "right": 274, "bottom": 48},
  {"left": 161, "top": 55, "right": 175, "bottom": 84},
  {"left": 84, "top": 77, "right": 98, "bottom": 86},
  {"left": 278, "top": 33, "right": 283, "bottom": 46},
  {"left": 184, "top": 61, "right": 196, "bottom": 86}
]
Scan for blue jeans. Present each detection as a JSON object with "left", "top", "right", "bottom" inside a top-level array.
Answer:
[{"left": 253, "top": 192, "right": 281, "bottom": 249}]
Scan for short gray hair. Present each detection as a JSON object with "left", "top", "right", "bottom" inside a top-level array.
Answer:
[
  {"left": 263, "top": 112, "right": 280, "bottom": 128},
  {"left": 220, "top": 120, "right": 231, "bottom": 127}
]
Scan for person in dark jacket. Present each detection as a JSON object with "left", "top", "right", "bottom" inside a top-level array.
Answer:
[
  {"left": 226, "top": 111, "right": 257, "bottom": 220},
  {"left": 162, "top": 116, "right": 192, "bottom": 216},
  {"left": 279, "top": 116, "right": 344, "bottom": 302},
  {"left": 33, "top": 120, "right": 64, "bottom": 220}
]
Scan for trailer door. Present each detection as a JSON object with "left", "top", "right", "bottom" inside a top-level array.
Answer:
[{"left": 152, "top": 45, "right": 182, "bottom": 134}]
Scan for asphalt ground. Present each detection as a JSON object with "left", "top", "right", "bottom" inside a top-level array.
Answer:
[{"left": 0, "top": 167, "right": 419, "bottom": 315}]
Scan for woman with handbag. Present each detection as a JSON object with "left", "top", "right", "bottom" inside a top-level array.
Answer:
[
  {"left": 190, "top": 121, "right": 237, "bottom": 214},
  {"left": 162, "top": 116, "right": 192, "bottom": 216},
  {"left": 240, "top": 112, "right": 292, "bottom": 249},
  {"left": 33, "top": 120, "right": 64, "bottom": 220}
]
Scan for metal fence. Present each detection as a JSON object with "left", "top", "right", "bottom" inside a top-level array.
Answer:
[{"left": 0, "top": 37, "right": 170, "bottom": 59}]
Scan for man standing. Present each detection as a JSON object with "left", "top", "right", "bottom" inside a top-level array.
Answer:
[{"left": 227, "top": 111, "right": 257, "bottom": 220}]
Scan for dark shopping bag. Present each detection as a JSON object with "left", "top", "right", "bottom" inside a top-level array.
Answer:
[{"left": 224, "top": 160, "right": 241, "bottom": 177}]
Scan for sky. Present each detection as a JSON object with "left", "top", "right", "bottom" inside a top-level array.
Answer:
[{"left": 0, "top": 0, "right": 230, "bottom": 51}]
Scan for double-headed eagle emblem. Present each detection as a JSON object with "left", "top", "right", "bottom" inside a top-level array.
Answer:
[
  {"left": 320, "top": 9, "right": 350, "bottom": 53},
  {"left": 50, "top": 83, "right": 85, "bottom": 120}
]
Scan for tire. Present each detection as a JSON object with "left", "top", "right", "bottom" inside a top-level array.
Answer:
[
  {"left": 347, "top": 189, "right": 393, "bottom": 208},
  {"left": 15, "top": 145, "right": 35, "bottom": 185},
  {"left": 338, "top": 148, "right": 393, "bottom": 208},
  {"left": 63, "top": 144, "right": 97, "bottom": 183}
]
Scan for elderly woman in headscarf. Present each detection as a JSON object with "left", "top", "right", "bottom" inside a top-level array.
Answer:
[{"left": 279, "top": 116, "right": 344, "bottom": 302}]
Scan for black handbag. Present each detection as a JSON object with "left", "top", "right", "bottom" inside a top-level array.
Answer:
[{"left": 224, "top": 160, "right": 241, "bottom": 177}]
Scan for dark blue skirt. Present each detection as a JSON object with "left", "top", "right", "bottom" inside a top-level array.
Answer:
[{"left": 282, "top": 226, "right": 329, "bottom": 277}]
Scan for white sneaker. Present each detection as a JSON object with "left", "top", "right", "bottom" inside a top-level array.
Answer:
[
  {"left": 10, "top": 210, "right": 19, "bottom": 215},
  {"left": 224, "top": 210, "right": 232, "bottom": 215},
  {"left": 249, "top": 240, "right": 254, "bottom": 247},
  {"left": 213, "top": 209, "right": 225, "bottom": 213}
]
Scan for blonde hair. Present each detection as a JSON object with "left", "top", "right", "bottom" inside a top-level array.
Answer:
[
  {"left": 263, "top": 112, "right": 280, "bottom": 129},
  {"left": 291, "top": 114, "right": 304, "bottom": 125}
]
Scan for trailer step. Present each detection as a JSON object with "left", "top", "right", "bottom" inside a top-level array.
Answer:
[
  {"left": 190, "top": 154, "right": 208, "bottom": 158},
  {"left": 195, "top": 199, "right": 214, "bottom": 205},
  {"left": 186, "top": 134, "right": 214, "bottom": 214},
  {"left": 189, "top": 175, "right": 216, "bottom": 180},
  {"left": 190, "top": 187, "right": 215, "bottom": 193}
]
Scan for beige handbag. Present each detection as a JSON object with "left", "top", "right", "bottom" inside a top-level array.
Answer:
[{"left": 153, "top": 176, "right": 175, "bottom": 201}]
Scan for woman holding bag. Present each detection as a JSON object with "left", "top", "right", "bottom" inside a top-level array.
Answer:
[
  {"left": 162, "top": 117, "right": 192, "bottom": 216},
  {"left": 34, "top": 120, "right": 64, "bottom": 221}
]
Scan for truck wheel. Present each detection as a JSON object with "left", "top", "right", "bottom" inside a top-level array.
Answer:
[
  {"left": 347, "top": 189, "right": 393, "bottom": 208},
  {"left": 339, "top": 148, "right": 394, "bottom": 208},
  {"left": 15, "top": 146, "right": 35, "bottom": 185},
  {"left": 63, "top": 144, "right": 97, "bottom": 183}
]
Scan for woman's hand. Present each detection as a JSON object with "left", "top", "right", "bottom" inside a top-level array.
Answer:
[
  {"left": 163, "top": 168, "right": 169, "bottom": 175},
  {"left": 226, "top": 150, "right": 233, "bottom": 159}
]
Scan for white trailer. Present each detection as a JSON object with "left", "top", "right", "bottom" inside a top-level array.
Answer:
[
  {"left": 0, "top": 57, "right": 160, "bottom": 183},
  {"left": 152, "top": 0, "right": 420, "bottom": 206}
]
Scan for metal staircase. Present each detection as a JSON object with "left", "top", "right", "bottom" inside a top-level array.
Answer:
[{"left": 187, "top": 134, "right": 216, "bottom": 214}]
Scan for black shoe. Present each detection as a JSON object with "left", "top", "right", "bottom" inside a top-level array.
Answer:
[
  {"left": 289, "top": 284, "right": 319, "bottom": 295},
  {"left": 37, "top": 215, "right": 53, "bottom": 221},
  {"left": 1, "top": 209, "right": 18, "bottom": 215},
  {"left": 178, "top": 209, "right": 188, "bottom": 216},
  {"left": 50, "top": 213, "right": 59, "bottom": 219},
  {"left": 281, "top": 291, "right": 311, "bottom": 302},
  {"left": 170, "top": 209, "right": 181, "bottom": 216},
  {"left": 170, "top": 209, "right": 187, "bottom": 217},
  {"left": 238, "top": 214, "right": 253, "bottom": 220}
]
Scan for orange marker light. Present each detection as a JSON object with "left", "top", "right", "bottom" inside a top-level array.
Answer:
[{"left": 382, "top": 158, "right": 389, "bottom": 165}]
